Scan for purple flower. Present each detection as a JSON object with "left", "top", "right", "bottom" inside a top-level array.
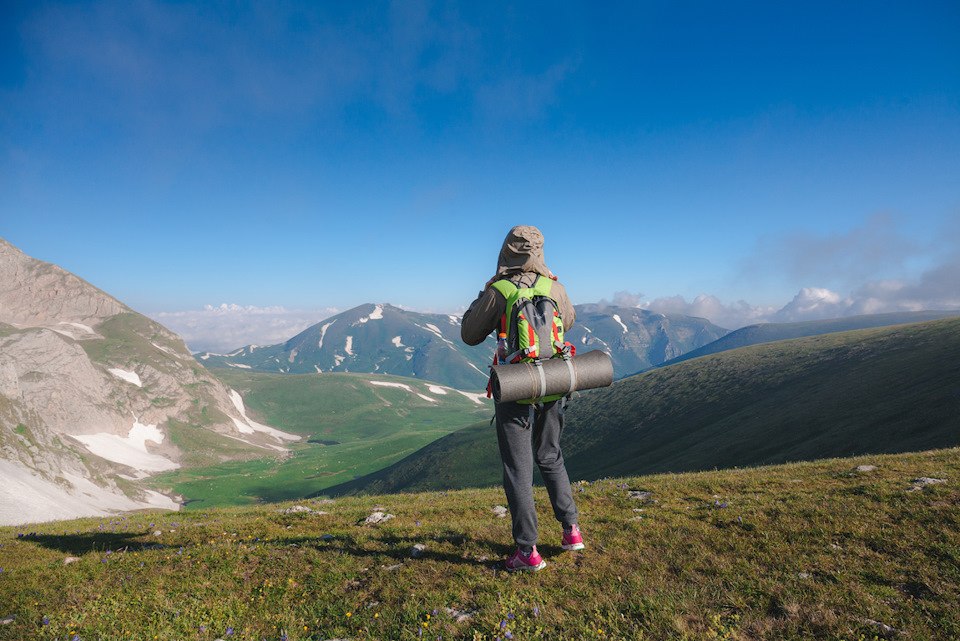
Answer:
[
  {"left": 505, "top": 633, "right": 514, "bottom": 640},
  {"left": 225, "top": 627, "right": 234, "bottom": 635},
  {"left": 42, "top": 617, "right": 50, "bottom": 625}
]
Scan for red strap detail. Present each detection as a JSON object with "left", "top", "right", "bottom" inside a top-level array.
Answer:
[{"left": 526, "top": 320, "right": 537, "bottom": 358}]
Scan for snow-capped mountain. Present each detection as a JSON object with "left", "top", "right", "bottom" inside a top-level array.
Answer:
[
  {"left": 196, "top": 304, "right": 494, "bottom": 389},
  {"left": 196, "top": 303, "right": 730, "bottom": 387}
]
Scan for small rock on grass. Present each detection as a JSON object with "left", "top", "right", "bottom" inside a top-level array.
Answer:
[
  {"left": 445, "top": 606, "right": 479, "bottom": 623},
  {"left": 854, "top": 465, "right": 877, "bottom": 472},
  {"left": 362, "top": 511, "right": 395, "bottom": 525},
  {"left": 410, "top": 543, "right": 426, "bottom": 558},
  {"left": 64, "top": 556, "right": 81, "bottom": 565},
  {"left": 492, "top": 505, "right": 509, "bottom": 518},
  {"left": 907, "top": 477, "right": 947, "bottom": 492},
  {"left": 861, "top": 618, "right": 898, "bottom": 638}
]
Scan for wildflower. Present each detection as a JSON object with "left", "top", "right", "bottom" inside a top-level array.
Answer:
[
  {"left": 505, "top": 633, "right": 514, "bottom": 640},
  {"left": 42, "top": 617, "right": 50, "bottom": 625},
  {"left": 225, "top": 627, "right": 234, "bottom": 635}
]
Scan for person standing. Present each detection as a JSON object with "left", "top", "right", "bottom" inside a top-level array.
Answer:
[{"left": 461, "top": 225, "right": 584, "bottom": 571}]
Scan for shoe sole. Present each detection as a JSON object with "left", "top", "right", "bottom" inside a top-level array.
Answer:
[
  {"left": 506, "top": 560, "right": 547, "bottom": 571},
  {"left": 561, "top": 542, "right": 585, "bottom": 551}
]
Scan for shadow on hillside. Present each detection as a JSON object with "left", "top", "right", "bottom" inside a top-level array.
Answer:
[{"left": 15, "top": 531, "right": 154, "bottom": 556}]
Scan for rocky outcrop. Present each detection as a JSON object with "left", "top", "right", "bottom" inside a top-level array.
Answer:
[{"left": 0, "top": 239, "right": 300, "bottom": 525}]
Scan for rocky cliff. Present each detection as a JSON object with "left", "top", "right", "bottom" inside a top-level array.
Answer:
[{"left": 0, "top": 239, "right": 299, "bottom": 525}]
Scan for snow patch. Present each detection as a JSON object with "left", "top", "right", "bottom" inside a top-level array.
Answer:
[
  {"left": 334, "top": 354, "right": 345, "bottom": 366},
  {"left": 317, "top": 321, "right": 336, "bottom": 350},
  {"left": 612, "top": 314, "right": 629, "bottom": 333},
  {"left": 74, "top": 420, "right": 179, "bottom": 476},
  {"left": 228, "top": 390, "right": 300, "bottom": 442},
  {"left": 392, "top": 336, "right": 404, "bottom": 348},
  {"left": 344, "top": 336, "right": 354, "bottom": 356},
  {"left": 369, "top": 380, "right": 438, "bottom": 403},
  {"left": 358, "top": 305, "right": 384, "bottom": 323},
  {"left": 0, "top": 459, "right": 179, "bottom": 526},
  {"left": 227, "top": 363, "right": 252, "bottom": 369},
  {"left": 456, "top": 390, "right": 489, "bottom": 405},
  {"left": 62, "top": 322, "right": 95, "bottom": 334},
  {"left": 108, "top": 368, "right": 142, "bottom": 387},
  {"left": 427, "top": 385, "right": 448, "bottom": 395}
]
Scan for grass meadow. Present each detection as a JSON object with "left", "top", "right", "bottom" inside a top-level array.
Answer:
[{"left": 2, "top": 447, "right": 958, "bottom": 640}]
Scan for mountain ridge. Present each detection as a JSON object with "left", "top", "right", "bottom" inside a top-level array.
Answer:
[
  {"left": 0, "top": 239, "right": 299, "bottom": 525},
  {"left": 194, "top": 303, "right": 730, "bottom": 388}
]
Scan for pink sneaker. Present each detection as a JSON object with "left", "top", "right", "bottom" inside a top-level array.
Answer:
[
  {"left": 561, "top": 524, "right": 584, "bottom": 551},
  {"left": 505, "top": 546, "right": 546, "bottom": 571}
]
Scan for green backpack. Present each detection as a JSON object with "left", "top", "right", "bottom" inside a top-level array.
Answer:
[{"left": 490, "top": 276, "right": 573, "bottom": 403}]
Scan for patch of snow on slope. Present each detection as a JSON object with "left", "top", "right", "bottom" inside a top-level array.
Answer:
[
  {"left": 74, "top": 420, "right": 179, "bottom": 475},
  {"left": 334, "top": 354, "right": 345, "bottom": 366},
  {"left": 456, "top": 390, "right": 489, "bottom": 405},
  {"left": 108, "top": 368, "right": 142, "bottom": 387},
  {"left": 359, "top": 305, "right": 384, "bottom": 322},
  {"left": 612, "top": 314, "right": 629, "bottom": 333},
  {"left": 228, "top": 390, "right": 300, "bottom": 442},
  {"left": 392, "top": 336, "right": 404, "bottom": 348},
  {"left": 468, "top": 362, "right": 486, "bottom": 376},
  {"left": 344, "top": 336, "right": 354, "bottom": 355},
  {"left": 228, "top": 363, "right": 252, "bottom": 369},
  {"left": 419, "top": 323, "right": 454, "bottom": 345},
  {"left": 0, "top": 459, "right": 178, "bottom": 526},
  {"left": 369, "top": 380, "right": 437, "bottom": 403},
  {"left": 317, "top": 320, "right": 336, "bottom": 349},
  {"left": 427, "top": 385, "right": 448, "bottom": 395}
]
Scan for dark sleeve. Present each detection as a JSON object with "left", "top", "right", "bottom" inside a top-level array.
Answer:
[
  {"left": 461, "top": 286, "right": 503, "bottom": 346},
  {"left": 552, "top": 281, "right": 576, "bottom": 331}
]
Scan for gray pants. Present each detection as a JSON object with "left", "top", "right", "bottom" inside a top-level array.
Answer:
[{"left": 495, "top": 397, "right": 579, "bottom": 550}]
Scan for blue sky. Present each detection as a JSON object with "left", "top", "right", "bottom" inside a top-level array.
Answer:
[{"left": 2, "top": 1, "right": 959, "bottom": 352}]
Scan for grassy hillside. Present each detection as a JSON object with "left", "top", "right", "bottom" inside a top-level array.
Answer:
[
  {"left": 564, "top": 316, "right": 960, "bottom": 481},
  {"left": 2, "top": 447, "right": 958, "bottom": 640},
  {"left": 661, "top": 310, "right": 960, "bottom": 367},
  {"left": 144, "top": 370, "right": 492, "bottom": 509},
  {"left": 330, "top": 316, "right": 960, "bottom": 496}
]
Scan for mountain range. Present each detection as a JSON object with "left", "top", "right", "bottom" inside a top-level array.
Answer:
[
  {"left": 4, "top": 235, "right": 960, "bottom": 526},
  {"left": 320, "top": 315, "right": 960, "bottom": 497},
  {"left": 194, "top": 303, "right": 730, "bottom": 388}
]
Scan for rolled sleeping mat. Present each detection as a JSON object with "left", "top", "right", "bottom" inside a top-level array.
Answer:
[{"left": 489, "top": 349, "right": 614, "bottom": 403}]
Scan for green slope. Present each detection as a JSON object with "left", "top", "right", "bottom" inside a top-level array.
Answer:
[
  {"left": 661, "top": 310, "right": 960, "bottom": 368},
  {"left": 145, "top": 370, "right": 492, "bottom": 508},
  {"left": 324, "top": 316, "right": 960, "bottom": 496},
  {"left": 564, "top": 315, "right": 960, "bottom": 479}
]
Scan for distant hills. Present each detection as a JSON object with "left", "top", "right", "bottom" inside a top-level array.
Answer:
[
  {"left": 194, "top": 303, "right": 730, "bottom": 388},
  {"left": 660, "top": 310, "right": 960, "bottom": 367},
  {"left": 322, "top": 316, "right": 960, "bottom": 496}
]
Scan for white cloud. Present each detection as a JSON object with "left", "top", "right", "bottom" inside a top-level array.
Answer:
[
  {"left": 636, "top": 251, "right": 960, "bottom": 329},
  {"left": 150, "top": 304, "right": 339, "bottom": 354}
]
